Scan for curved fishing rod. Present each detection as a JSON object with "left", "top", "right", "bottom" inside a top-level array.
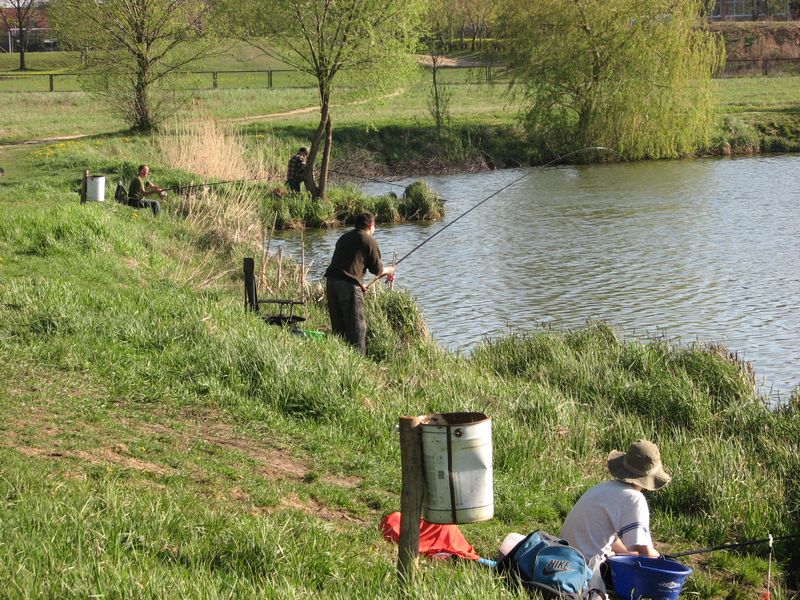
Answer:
[
  {"left": 664, "top": 533, "right": 800, "bottom": 559},
  {"left": 393, "top": 146, "right": 612, "bottom": 267}
]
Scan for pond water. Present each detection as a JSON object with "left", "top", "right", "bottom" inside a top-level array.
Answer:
[{"left": 274, "top": 156, "right": 800, "bottom": 397}]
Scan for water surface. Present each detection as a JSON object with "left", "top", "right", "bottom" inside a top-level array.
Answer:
[{"left": 275, "top": 156, "right": 800, "bottom": 396}]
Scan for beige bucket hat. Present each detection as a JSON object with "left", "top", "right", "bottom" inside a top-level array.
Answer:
[{"left": 607, "top": 440, "right": 671, "bottom": 491}]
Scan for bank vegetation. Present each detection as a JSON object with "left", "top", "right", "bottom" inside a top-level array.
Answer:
[{"left": 0, "top": 134, "right": 799, "bottom": 598}]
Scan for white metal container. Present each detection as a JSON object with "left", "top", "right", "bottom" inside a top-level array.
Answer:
[
  {"left": 421, "top": 412, "right": 493, "bottom": 524},
  {"left": 86, "top": 175, "right": 105, "bottom": 201}
]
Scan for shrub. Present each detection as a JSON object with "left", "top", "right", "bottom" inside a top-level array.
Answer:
[
  {"left": 399, "top": 181, "right": 444, "bottom": 220},
  {"left": 365, "top": 288, "right": 428, "bottom": 360}
]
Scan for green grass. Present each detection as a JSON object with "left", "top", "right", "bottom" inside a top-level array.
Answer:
[{"left": 1, "top": 135, "right": 799, "bottom": 598}]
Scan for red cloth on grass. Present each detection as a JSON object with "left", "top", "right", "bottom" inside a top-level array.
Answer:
[{"left": 379, "top": 511, "right": 480, "bottom": 560}]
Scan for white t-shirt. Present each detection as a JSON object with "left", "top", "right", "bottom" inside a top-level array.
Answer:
[{"left": 559, "top": 480, "right": 652, "bottom": 562}]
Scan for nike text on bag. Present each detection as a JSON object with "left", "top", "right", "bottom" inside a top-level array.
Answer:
[{"left": 498, "top": 531, "right": 596, "bottom": 599}]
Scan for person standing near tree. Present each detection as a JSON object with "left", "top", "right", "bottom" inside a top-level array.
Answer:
[
  {"left": 324, "top": 212, "right": 394, "bottom": 354},
  {"left": 127, "top": 164, "right": 165, "bottom": 215},
  {"left": 286, "top": 147, "right": 309, "bottom": 192}
]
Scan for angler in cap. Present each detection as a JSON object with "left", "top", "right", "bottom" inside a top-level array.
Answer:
[
  {"left": 324, "top": 211, "right": 394, "bottom": 354},
  {"left": 560, "top": 440, "right": 671, "bottom": 572}
]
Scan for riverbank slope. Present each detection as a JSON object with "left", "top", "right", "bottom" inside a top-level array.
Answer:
[{"left": 1, "top": 141, "right": 799, "bottom": 597}]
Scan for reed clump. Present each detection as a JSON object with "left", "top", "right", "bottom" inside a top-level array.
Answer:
[
  {"left": 160, "top": 116, "right": 277, "bottom": 182},
  {"left": 399, "top": 181, "right": 445, "bottom": 220},
  {"left": 262, "top": 180, "right": 445, "bottom": 229},
  {"left": 365, "top": 287, "right": 429, "bottom": 361}
]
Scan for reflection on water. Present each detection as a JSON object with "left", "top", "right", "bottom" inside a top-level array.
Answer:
[{"left": 274, "top": 156, "right": 800, "bottom": 396}]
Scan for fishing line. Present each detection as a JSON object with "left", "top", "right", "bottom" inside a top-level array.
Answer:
[
  {"left": 161, "top": 175, "right": 273, "bottom": 194},
  {"left": 664, "top": 532, "right": 800, "bottom": 559},
  {"left": 161, "top": 169, "right": 410, "bottom": 194},
  {"left": 329, "top": 169, "right": 409, "bottom": 190},
  {"left": 394, "top": 146, "right": 612, "bottom": 266}
]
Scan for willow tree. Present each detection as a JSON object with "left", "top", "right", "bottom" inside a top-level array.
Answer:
[
  {"left": 227, "top": 0, "right": 425, "bottom": 199},
  {"left": 496, "top": 0, "right": 724, "bottom": 161},
  {"left": 50, "top": 0, "right": 215, "bottom": 131}
]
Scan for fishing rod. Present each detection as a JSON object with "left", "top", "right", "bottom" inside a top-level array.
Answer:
[
  {"left": 664, "top": 533, "right": 800, "bottom": 559},
  {"left": 160, "top": 175, "right": 274, "bottom": 195},
  {"left": 161, "top": 168, "right": 409, "bottom": 195},
  {"left": 393, "top": 146, "right": 612, "bottom": 267},
  {"left": 329, "top": 169, "right": 409, "bottom": 190}
]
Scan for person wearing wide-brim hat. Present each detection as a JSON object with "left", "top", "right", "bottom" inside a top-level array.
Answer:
[{"left": 560, "top": 440, "right": 671, "bottom": 569}]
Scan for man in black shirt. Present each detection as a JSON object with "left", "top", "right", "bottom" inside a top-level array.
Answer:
[
  {"left": 324, "top": 212, "right": 394, "bottom": 354},
  {"left": 128, "top": 164, "right": 165, "bottom": 215}
]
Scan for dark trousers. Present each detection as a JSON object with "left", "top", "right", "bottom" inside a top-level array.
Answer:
[
  {"left": 326, "top": 277, "right": 366, "bottom": 354},
  {"left": 287, "top": 179, "right": 302, "bottom": 192},
  {"left": 128, "top": 198, "right": 160, "bottom": 215}
]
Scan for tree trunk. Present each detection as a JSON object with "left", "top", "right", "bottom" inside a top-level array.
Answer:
[
  {"left": 306, "top": 90, "right": 331, "bottom": 199},
  {"left": 319, "top": 115, "right": 333, "bottom": 198},
  {"left": 18, "top": 28, "right": 27, "bottom": 70},
  {"left": 134, "top": 59, "right": 152, "bottom": 131}
]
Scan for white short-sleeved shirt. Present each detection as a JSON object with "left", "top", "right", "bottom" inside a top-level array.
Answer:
[{"left": 559, "top": 480, "right": 652, "bottom": 562}]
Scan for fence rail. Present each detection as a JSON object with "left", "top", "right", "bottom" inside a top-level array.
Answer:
[
  {"left": 0, "top": 60, "right": 797, "bottom": 93},
  {"left": 0, "top": 65, "right": 503, "bottom": 93}
]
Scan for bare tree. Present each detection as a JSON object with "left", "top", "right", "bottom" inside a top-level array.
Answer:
[
  {"left": 0, "top": 0, "right": 41, "bottom": 70},
  {"left": 462, "top": 0, "right": 495, "bottom": 51},
  {"left": 50, "top": 0, "right": 216, "bottom": 131}
]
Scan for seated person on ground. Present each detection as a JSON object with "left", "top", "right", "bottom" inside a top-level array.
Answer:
[
  {"left": 128, "top": 164, "right": 166, "bottom": 215},
  {"left": 559, "top": 439, "right": 671, "bottom": 584}
]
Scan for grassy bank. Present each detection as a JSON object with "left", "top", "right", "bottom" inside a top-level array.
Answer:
[
  {"left": 1, "top": 134, "right": 800, "bottom": 598},
  {"left": 2, "top": 74, "right": 800, "bottom": 172}
]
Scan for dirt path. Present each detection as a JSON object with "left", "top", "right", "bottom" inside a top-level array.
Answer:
[{"left": 1, "top": 89, "right": 406, "bottom": 148}]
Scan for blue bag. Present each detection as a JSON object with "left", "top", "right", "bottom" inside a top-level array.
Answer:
[{"left": 498, "top": 531, "right": 598, "bottom": 599}]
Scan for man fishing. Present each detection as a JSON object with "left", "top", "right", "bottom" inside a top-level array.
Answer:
[
  {"left": 128, "top": 164, "right": 166, "bottom": 215},
  {"left": 324, "top": 212, "right": 394, "bottom": 354},
  {"left": 559, "top": 440, "right": 670, "bottom": 585},
  {"left": 286, "top": 147, "right": 309, "bottom": 192}
]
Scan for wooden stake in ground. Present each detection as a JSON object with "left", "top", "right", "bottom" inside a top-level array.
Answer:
[
  {"left": 398, "top": 415, "right": 424, "bottom": 591},
  {"left": 80, "top": 170, "right": 89, "bottom": 204},
  {"left": 300, "top": 227, "right": 306, "bottom": 303},
  {"left": 276, "top": 247, "right": 283, "bottom": 291},
  {"left": 262, "top": 212, "right": 277, "bottom": 292}
]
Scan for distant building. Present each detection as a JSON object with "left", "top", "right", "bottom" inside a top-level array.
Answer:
[
  {"left": 1, "top": 6, "right": 51, "bottom": 53},
  {"left": 708, "top": 0, "right": 793, "bottom": 20}
]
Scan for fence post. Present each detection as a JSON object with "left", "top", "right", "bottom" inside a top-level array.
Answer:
[
  {"left": 268, "top": 70, "right": 273, "bottom": 89},
  {"left": 80, "top": 170, "right": 89, "bottom": 204},
  {"left": 398, "top": 415, "right": 424, "bottom": 592},
  {"left": 213, "top": 72, "right": 218, "bottom": 89},
  {"left": 49, "top": 74, "right": 54, "bottom": 92}
]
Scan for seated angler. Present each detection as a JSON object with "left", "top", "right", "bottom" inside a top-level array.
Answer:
[
  {"left": 128, "top": 164, "right": 166, "bottom": 215},
  {"left": 559, "top": 440, "right": 671, "bottom": 587}
]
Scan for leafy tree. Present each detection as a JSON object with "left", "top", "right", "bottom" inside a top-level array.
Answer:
[
  {"left": 497, "top": 0, "right": 724, "bottom": 161},
  {"left": 227, "top": 0, "right": 425, "bottom": 199},
  {"left": 50, "top": 0, "right": 216, "bottom": 131},
  {"left": 0, "top": 0, "right": 42, "bottom": 70}
]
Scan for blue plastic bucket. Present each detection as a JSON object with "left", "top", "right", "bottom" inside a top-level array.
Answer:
[{"left": 609, "top": 555, "right": 692, "bottom": 600}]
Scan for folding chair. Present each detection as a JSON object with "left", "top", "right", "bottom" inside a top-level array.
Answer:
[{"left": 243, "top": 257, "right": 305, "bottom": 326}]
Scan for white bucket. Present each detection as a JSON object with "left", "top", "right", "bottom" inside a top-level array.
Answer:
[
  {"left": 421, "top": 412, "right": 493, "bottom": 524},
  {"left": 86, "top": 175, "right": 105, "bottom": 202}
]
